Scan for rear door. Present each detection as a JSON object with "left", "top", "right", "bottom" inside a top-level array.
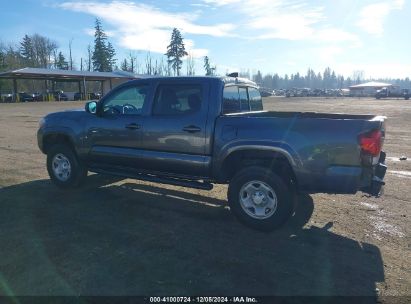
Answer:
[{"left": 140, "top": 80, "right": 210, "bottom": 177}]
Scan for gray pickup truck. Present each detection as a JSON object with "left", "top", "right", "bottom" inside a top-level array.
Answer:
[{"left": 38, "top": 75, "right": 387, "bottom": 231}]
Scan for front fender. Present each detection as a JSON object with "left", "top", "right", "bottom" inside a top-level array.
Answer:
[{"left": 37, "top": 126, "right": 80, "bottom": 155}]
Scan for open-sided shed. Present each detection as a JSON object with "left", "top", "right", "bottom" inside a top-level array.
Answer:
[
  {"left": 349, "top": 81, "right": 394, "bottom": 96},
  {"left": 0, "top": 67, "right": 141, "bottom": 101}
]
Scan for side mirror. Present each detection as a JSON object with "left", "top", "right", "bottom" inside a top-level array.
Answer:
[{"left": 85, "top": 101, "right": 97, "bottom": 114}]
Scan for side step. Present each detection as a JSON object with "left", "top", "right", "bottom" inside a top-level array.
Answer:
[{"left": 89, "top": 168, "right": 214, "bottom": 190}]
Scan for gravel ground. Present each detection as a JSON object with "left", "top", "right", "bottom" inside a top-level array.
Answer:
[{"left": 0, "top": 97, "right": 409, "bottom": 299}]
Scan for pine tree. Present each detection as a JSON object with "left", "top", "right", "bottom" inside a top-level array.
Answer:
[
  {"left": 107, "top": 42, "right": 116, "bottom": 71},
  {"left": 204, "top": 56, "right": 211, "bottom": 76},
  {"left": 92, "top": 18, "right": 111, "bottom": 72},
  {"left": 20, "top": 35, "right": 34, "bottom": 66},
  {"left": 165, "top": 28, "right": 188, "bottom": 76},
  {"left": 0, "top": 49, "right": 6, "bottom": 71},
  {"left": 121, "top": 58, "right": 128, "bottom": 71},
  {"left": 56, "top": 51, "right": 68, "bottom": 70},
  {"left": 254, "top": 70, "right": 263, "bottom": 85}
]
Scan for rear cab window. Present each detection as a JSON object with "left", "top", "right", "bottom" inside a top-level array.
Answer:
[{"left": 222, "top": 85, "right": 263, "bottom": 114}]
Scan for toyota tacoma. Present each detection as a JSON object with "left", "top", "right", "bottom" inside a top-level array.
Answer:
[{"left": 38, "top": 75, "right": 387, "bottom": 231}]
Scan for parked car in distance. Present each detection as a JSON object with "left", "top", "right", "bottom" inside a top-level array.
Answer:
[
  {"left": 18, "top": 92, "right": 34, "bottom": 102},
  {"left": 73, "top": 92, "right": 82, "bottom": 101},
  {"left": 376, "top": 87, "right": 410, "bottom": 100},
  {"left": 32, "top": 92, "right": 44, "bottom": 101},
  {"left": 259, "top": 88, "right": 273, "bottom": 97},
  {"left": 1, "top": 93, "right": 13, "bottom": 102},
  {"left": 38, "top": 76, "right": 387, "bottom": 231},
  {"left": 90, "top": 92, "right": 102, "bottom": 99},
  {"left": 53, "top": 91, "right": 68, "bottom": 101},
  {"left": 74, "top": 92, "right": 102, "bottom": 101}
]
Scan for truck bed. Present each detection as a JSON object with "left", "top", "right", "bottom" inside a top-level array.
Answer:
[
  {"left": 225, "top": 110, "right": 383, "bottom": 121},
  {"left": 214, "top": 111, "right": 386, "bottom": 194}
]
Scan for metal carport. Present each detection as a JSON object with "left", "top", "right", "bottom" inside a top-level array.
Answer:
[{"left": 0, "top": 67, "right": 140, "bottom": 102}]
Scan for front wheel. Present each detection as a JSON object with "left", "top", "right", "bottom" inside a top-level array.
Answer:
[
  {"left": 47, "top": 144, "right": 87, "bottom": 189},
  {"left": 228, "top": 166, "right": 294, "bottom": 231}
]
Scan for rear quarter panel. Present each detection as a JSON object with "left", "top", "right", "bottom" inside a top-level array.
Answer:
[{"left": 213, "top": 114, "right": 384, "bottom": 193}]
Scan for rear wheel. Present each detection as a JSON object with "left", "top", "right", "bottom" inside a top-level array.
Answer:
[
  {"left": 228, "top": 166, "right": 294, "bottom": 231},
  {"left": 47, "top": 144, "right": 87, "bottom": 189}
]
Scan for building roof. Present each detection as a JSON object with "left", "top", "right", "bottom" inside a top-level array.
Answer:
[
  {"left": 0, "top": 67, "right": 144, "bottom": 81},
  {"left": 349, "top": 81, "right": 393, "bottom": 89}
]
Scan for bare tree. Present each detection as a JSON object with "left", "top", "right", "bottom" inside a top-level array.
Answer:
[
  {"left": 145, "top": 51, "right": 153, "bottom": 75},
  {"left": 46, "top": 40, "right": 58, "bottom": 68},
  {"left": 158, "top": 57, "right": 166, "bottom": 76},
  {"left": 128, "top": 51, "right": 138, "bottom": 73},
  {"left": 53, "top": 49, "right": 58, "bottom": 69},
  {"left": 352, "top": 70, "right": 365, "bottom": 84},
  {"left": 20, "top": 34, "right": 57, "bottom": 68},
  {"left": 186, "top": 53, "right": 195, "bottom": 76}
]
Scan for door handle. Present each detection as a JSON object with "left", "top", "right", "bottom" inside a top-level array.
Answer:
[
  {"left": 125, "top": 123, "right": 141, "bottom": 130},
  {"left": 182, "top": 125, "right": 201, "bottom": 133}
]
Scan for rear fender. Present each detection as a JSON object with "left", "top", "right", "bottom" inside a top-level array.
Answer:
[{"left": 213, "top": 141, "right": 301, "bottom": 180}]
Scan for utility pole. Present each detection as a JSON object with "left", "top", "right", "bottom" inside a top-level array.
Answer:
[{"left": 69, "top": 38, "right": 73, "bottom": 70}]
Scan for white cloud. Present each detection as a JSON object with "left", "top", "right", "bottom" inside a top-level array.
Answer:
[
  {"left": 202, "top": 0, "right": 241, "bottom": 6},
  {"left": 59, "top": 1, "right": 235, "bottom": 56},
  {"left": 314, "top": 28, "right": 361, "bottom": 47},
  {"left": 185, "top": 39, "right": 209, "bottom": 57},
  {"left": 316, "top": 46, "right": 343, "bottom": 64},
  {"left": 357, "top": 0, "right": 405, "bottom": 36},
  {"left": 315, "top": 28, "right": 359, "bottom": 43},
  {"left": 202, "top": 0, "right": 360, "bottom": 45},
  {"left": 221, "top": 0, "right": 324, "bottom": 41}
]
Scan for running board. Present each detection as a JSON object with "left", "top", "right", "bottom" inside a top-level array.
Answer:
[{"left": 90, "top": 168, "right": 214, "bottom": 190}]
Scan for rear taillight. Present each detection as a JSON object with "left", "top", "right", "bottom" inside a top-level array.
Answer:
[{"left": 359, "top": 129, "right": 383, "bottom": 156}]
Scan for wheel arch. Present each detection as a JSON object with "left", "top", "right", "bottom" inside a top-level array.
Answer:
[
  {"left": 216, "top": 145, "right": 299, "bottom": 188},
  {"left": 42, "top": 130, "right": 76, "bottom": 154}
]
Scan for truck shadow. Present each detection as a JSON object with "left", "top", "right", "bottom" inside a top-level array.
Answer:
[{"left": 0, "top": 174, "right": 384, "bottom": 297}]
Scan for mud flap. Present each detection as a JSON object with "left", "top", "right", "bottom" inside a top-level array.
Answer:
[{"left": 362, "top": 151, "right": 387, "bottom": 197}]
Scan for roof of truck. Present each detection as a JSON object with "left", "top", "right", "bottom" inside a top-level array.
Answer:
[{"left": 135, "top": 75, "right": 257, "bottom": 87}]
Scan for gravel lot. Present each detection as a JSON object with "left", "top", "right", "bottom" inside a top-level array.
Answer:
[{"left": 0, "top": 97, "right": 409, "bottom": 298}]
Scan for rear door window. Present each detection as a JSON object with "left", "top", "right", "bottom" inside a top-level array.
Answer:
[
  {"left": 248, "top": 87, "right": 263, "bottom": 111},
  {"left": 152, "top": 84, "right": 202, "bottom": 116},
  {"left": 239, "top": 87, "right": 249, "bottom": 111},
  {"left": 223, "top": 85, "right": 263, "bottom": 114},
  {"left": 222, "top": 86, "right": 240, "bottom": 114}
]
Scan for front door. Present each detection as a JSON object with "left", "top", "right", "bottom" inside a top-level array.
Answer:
[{"left": 85, "top": 83, "right": 150, "bottom": 168}]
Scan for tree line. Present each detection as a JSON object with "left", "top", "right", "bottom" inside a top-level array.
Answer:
[
  {"left": 1, "top": 18, "right": 410, "bottom": 90},
  {"left": 247, "top": 68, "right": 411, "bottom": 90}
]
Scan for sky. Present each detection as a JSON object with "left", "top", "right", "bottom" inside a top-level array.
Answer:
[{"left": 0, "top": 0, "right": 410, "bottom": 79}]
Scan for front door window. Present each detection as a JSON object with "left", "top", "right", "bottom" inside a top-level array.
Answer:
[{"left": 103, "top": 85, "right": 149, "bottom": 115}]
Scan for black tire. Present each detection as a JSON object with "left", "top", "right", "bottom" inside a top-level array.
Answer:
[
  {"left": 228, "top": 166, "right": 294, "bottom": 231},
  {"left": 46, "top": 144, "right": 87, "bottom": 189}
]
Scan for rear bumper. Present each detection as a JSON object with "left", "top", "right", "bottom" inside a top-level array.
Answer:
[{"left": 361, "top": 151, "right": 387, "bottom": 197}]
